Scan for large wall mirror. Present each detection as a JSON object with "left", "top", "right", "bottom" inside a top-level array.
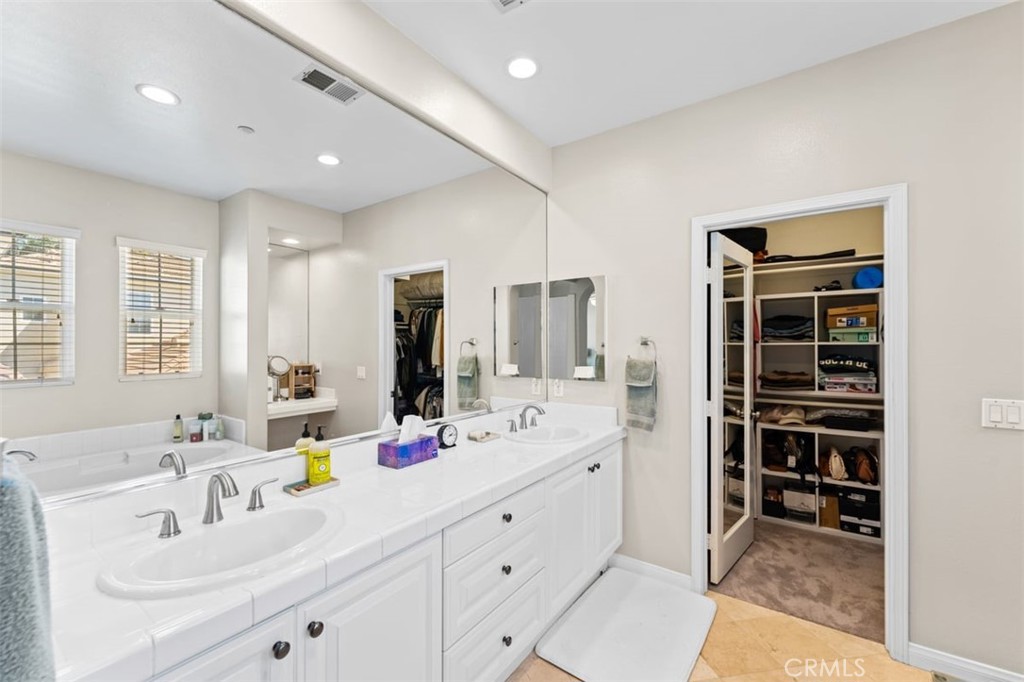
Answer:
[{"left": 0, "top": 0, "right": 547, "bottom": 499}]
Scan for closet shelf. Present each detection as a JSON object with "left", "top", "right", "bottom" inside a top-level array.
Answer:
[
  {"left": 759, "top": 469, "right": 879, "bottom": 491},
  {"left": 757, "top": 388, "right": 883, "bottom": 401},
  {"left": 757, "top": 422, "right": 884, "bottom": 438}
]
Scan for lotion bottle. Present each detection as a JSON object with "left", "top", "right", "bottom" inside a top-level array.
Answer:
[
  {"left": 295, "top": 422, "right": 315, "bottom": 456},
  {"left": 172, "top": 414, "right": 184, "bottom": 443},
  {"left": 307, "top": 426, "right": 332, "bottom": 485}
]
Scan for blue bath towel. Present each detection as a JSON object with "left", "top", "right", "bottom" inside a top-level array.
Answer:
[{"left": 0, "top": 458, "right": 54, "bottom": 681}]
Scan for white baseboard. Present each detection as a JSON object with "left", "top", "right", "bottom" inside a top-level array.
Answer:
[
  {"left": 908, "top": 643, "right": 1023, "bottom": 682},
  {"left": 608, "top": 553, "right": 693, "bottom": 591}
]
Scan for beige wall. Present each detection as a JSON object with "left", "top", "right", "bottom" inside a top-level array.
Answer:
[
  {"left": 548, "top": 4, "right": 1022, "bottom": 672},
  {"left": 764, "top": 206, "right": 883, "bottom": 258},
  {"left": 308, "top": 167, "right": 546, "bottom": 439},
  {"left": 222, "top": 0, "right": 552, "bottom": 191},
  {"left": 0, "top": 151, "right": 221, "bottom": 437}
]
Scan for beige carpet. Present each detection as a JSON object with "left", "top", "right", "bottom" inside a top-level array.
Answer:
[{"left": 711, "top": 519, "right": 884, "bottom": 642}]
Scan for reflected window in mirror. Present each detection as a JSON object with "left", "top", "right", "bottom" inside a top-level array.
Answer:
[
  {"left": 493, "top": 282, "right": 543, "bottom": 379},
  {"left": 549, "top": 276, "right": 606, "bottom": 382}
]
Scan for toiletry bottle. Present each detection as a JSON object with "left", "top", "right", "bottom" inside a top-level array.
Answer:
[
  {"left": 189, "top": 421, "right": 203, "bottom": 442},
  {"left": 307, "top": 426, "right": 331, "bottom": 485},
  {"left": 172, "top": 414, "right": 184, "bottom": 443},
  {"left": 295, "top": 422, "right": 314, "bottom": 456},
  {"left": 214, "top": 416, "right": 225, "bottom": 441}
]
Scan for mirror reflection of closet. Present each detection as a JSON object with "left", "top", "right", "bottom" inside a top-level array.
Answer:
[
  {"left": 549, "top": 275, "right": 607, "bottom": 381},
  {"left": 393, "top": 271, "right": 446, "bottom": 421},
  {"left": 493, "top": 282, "right": 543, "bottom": 379}
]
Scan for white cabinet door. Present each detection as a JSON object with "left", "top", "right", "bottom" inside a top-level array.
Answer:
[
  {"left": 299, "top": 536, "right": 443, "bottom": 682},
  {"left": 591, "top": 444, "right": 623, "bottom": 566},
  {"left": 154, "top": 611, "right": 296, "bottom": 682},
  {"left": 545, "top": 460, "right": 590, "bottom": 615}
]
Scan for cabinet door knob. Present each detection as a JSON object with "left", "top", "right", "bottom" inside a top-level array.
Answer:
[
  {"left": 272, "top": 641, "right": 291, "bottom": 660},
  {"left": 595, "top": 462, "right": 602, "bottom": 470},
  {"left": 307, "top": 621, "right": 324, "bottom": 638},
  {"left": 588, "top": 465, "right": 595, "bottom": 473},
  {"left": 502, "top": 564, "right": 512, "bottom": 575},
  {"left": 502, "top": 635, "right": 513, "bottom": 647},
  {"left": 502, "top": 512, "right": 512, "bottom": 523}
]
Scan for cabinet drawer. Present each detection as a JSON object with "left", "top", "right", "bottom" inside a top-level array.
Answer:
[
  {"left": 444, "top": 511, "right": 545, "bottom": 648},
  {"left": 443, "top": 481, "right": 544, "bottom": 566},
  {"left": 443, "top": 571, "right": 547, "bottom": 682}
]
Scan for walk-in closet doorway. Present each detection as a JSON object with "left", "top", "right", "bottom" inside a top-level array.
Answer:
[{"left": 689, "top": 185, "right": 909, "bottom": 661}]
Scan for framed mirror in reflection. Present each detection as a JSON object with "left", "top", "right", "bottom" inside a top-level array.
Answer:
[
  {"left": 493, "top": 282, "right": 544, "bottom": 379},
  {"left": 549, "top": 276, "right": 607, "bottom": 382},
  {"left": 0, "top": 0, "right": 547, "bottom": 502}
]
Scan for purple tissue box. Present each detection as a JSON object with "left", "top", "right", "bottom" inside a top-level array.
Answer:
[{"left": 378, "top": 434, "right": 439, "bottom": 469}]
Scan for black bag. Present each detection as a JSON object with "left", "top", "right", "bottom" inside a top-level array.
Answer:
[
  {"left": 726, "top": 227, "right": 767, "bottom": 254},
  {"left": 725, "top": 427, "right": 745, "bottom": 466}
]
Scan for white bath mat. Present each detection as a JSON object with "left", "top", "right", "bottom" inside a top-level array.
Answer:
[{"left": 536, "top": 567, "right": 716, "bottom": 681}]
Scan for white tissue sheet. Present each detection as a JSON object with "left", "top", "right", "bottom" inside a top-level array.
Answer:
[{"left": 398, "top": 415, "right": 425, "bottom": 444}]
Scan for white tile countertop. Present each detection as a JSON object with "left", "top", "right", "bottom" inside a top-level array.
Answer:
[{"left": 44, "top": 403, "right": 624, "bottom": 681}]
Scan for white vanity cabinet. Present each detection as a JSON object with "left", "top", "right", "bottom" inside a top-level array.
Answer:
[
  {"left": 154, "top": 610, "right": 297, "bottom": 682},
  {"left": 546, "top": 442, "right": 623, "bottom": 616},
  {"left": 298, "top": 536, "right": 443, "bottom": 682}
]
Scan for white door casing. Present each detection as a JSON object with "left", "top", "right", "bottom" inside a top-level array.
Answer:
[{"left": 689, "top": 184, "right": 909, "bottom": 660}]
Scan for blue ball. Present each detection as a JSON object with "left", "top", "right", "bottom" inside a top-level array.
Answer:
[{"left": 853, "top": 266, "right": 883, "bottom": 289}]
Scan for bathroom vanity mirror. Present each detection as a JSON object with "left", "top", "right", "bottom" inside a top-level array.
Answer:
[
  {"left": 493, "top": 282, "right": 544, "bottom": 379},
  {"left": 0, "top": 0, "right": 547, "bottom": 497},
  {"left": 549, "top": 276, "right": 607, "bottom": 381}
]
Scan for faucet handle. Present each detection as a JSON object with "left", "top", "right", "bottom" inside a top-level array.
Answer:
[
  {"left": 136, "top": 509, "right": 181, "bottom": 539},
  {"left": 507, "top": 419, "right": 518, "bottom": 433},
  {"left": 247, "top": 478, "right": 280, "bottom": 511},
  {"left": 529, "top": 415, "right": 540, "bottom": 428}
]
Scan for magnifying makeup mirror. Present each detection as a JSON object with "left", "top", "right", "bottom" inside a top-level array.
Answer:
[{"left": 267, "top": 355, "right": 291, "bottom": 402}]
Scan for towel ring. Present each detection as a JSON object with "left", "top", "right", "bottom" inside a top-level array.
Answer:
[
  {"left": 460, "top": 338, "right": 478, "bottom": 355},
  {"left": 637, "top": 336, "right": 657, "bottom": 360}
]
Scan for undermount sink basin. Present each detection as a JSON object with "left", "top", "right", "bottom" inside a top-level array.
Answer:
[
  {"left": 98, "top": 507, "right": 336, "bottom": 599},
  {"left": 505, "top": 425, "right": 587, "bottom": 445}
]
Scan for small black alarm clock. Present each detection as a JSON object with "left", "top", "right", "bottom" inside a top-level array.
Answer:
[{"left": 437, "top": 423, "right": 458, "bottom": 449}]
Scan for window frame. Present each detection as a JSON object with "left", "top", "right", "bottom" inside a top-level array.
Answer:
[
  {"left": 0, "top": 220, "right": 79, "bottom": 389},
  {"left": 117, "top": 237, "right": 205, "bottom": 382}
]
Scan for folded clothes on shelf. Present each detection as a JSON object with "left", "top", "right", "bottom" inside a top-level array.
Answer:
[
  {"left": 729, "top": 320, "right": 744, "bottom": 341},
  {"left": 761, "top": 314, "right": 815, "bottom": 342},
  {"left": 727, "top": 370, "right": 745, "bottom": 386},
  {"left": 759, "top": 370, "right": 815, "bottom": 390}
]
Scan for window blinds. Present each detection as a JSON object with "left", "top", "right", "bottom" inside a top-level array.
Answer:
[
  {"left": 0, "top": 224, "right": 77, "bottom": 386},
  {"left": 117, "top": 238, "right": 204, "bottom": 379}
]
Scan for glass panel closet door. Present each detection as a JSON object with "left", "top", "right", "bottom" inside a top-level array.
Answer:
[{"left": 709, "top": 232, "right": 754, "bottom": 584}]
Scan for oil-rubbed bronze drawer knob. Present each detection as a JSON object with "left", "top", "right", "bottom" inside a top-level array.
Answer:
[
  {"left": 307, "top": 621, "right": 324, "bottom": 638},
  {"left": 595, "top": 462, "right": 601, "bottom": 470},
  {"left": 272, "top": 641, "right": 291, "bottom": 660},
  {"left": 502, "top": 635, "right": 513, "bottom": 647},
  {"left": 502, "top": 512, "right": 512, "bottom": 523},
  {"left": 502, "top": 564, "right": 512, "bottom": 575}
]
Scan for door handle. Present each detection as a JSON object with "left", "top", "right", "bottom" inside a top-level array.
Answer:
[
  {"left": 272, "top": 641, "right": 291, "bottom": 660},
  {"left": 502, "top": 512, "right": 512, "bottom": 523},
  {"left": 502, "top": 635, "right": 513, "bottom": 647},
  {"left": 502, "top": 564, "right": 512, "bottom": 575},
  {"left": 595, "top": 462, "right": 601, "bottom": 470},
  {"left": 307, "top": 621, "right": 324, "bottom": 638}
]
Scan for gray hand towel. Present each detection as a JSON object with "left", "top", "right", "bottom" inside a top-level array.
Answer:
[
  {"left": 625, "top": 357, "right": 657, "bottom": 432},
  {"left": 457, "top": 353, "right": 479, "bottom": 410},
  {"left": 0, "top": 458, "right": 54, "bottom": 682}
]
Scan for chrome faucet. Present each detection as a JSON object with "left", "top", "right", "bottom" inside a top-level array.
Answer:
[
  {"left": 159, "top": 450, "right": 187, "bottom": 477},
  {"left": 519, "top": 404, "right": 546, "bottom": 430},
  {"left": 202, "top": 471, "right": 239, "bottom": 524},
  {"left": 4, "top": 449, "right": 37, "bottom": 462}
]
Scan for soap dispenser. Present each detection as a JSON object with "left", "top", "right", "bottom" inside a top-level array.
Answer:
[
  {"left": 307, "top": 426, "right": 332, "bottom": 486},
  {"left": 295, "top": 422, "right": 314, "bottom": 456}
]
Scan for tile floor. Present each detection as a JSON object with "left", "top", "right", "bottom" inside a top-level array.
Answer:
[{"left": 508, "top": 592, "right": 932, "bottom": 682}]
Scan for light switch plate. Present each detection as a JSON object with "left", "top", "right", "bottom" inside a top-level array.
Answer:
[
  {"left": 531, "top": 378, "right": 541, "bottom": 396},
  {"left": 356, "top": 366, "right": 366, "bottom": 380},
  {"left": 553, "top": 379, "right": 564, "bottom": 398},
  {"left": 982, "top": 398, "right": 1024, "bottom": 430}
]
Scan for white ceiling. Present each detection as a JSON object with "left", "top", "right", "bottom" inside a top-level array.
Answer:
[
  {"left": 366, "top": 0, "right": 1007, "bottom": 146},
  {"left": 0, "top": 1, "right": 489, "bottom": 214}
]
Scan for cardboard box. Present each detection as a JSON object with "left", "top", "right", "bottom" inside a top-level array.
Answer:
[
  {"left": 828, "top": 328, "right": 878, "bottom": 343},
  {"left": 377, "top": 434, "right": 439, "bottom": 469},
  {"left": 828, "top": 313, "right": 878, "bottom": 328},
  {"left": 826, "top": 303, "right": 878, "bottom": 316},
  {"left": 819, "top": 489, "right": 840, "bottom": 529}
]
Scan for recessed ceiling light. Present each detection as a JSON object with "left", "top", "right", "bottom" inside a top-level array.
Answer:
[
  {"left": 135, "top": 83, "right": 180, "bottom": 106},
  {"left": 507, "top": 57, "right": 538, "bottom": 79},
  {"left": 281, "top": 238, "right": 300, "bottom": 246},
  {"left": 317, "top": 153, "right": 341, "bottom": 166}
]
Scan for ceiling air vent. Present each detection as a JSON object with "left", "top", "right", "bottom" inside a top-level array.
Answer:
[
  {"left": 491, "top": 0, "right": 531, "bottom": 14},
  {"left": 294, "top": 64, "right": 365, "bottom": 106}
]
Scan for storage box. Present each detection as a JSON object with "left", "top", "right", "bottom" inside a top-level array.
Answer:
[
  {"left": 840, "top": 517, "right": 882, "bottom": 539},
  {"left": 819, "top": 487, "right": 840, "bottom": 529},
  {"left": 823, "top": 378, "right": 878, "bottom": 394},
  {"left": 838, "top": 488, "right": 881, "bottom": 521},
  {"left": 828, "top": 313, "right": 878, "bottom": 328},
  {"left": 727, "top": 476, "right": 745, "bottom": 504},
  {"left": 826, "top": 304, "right": 878, "bottom": 317},
  {"left": 762, "top": 485, "right": 786, "bottom": 518},
  {"left": 828, "top": 328, "right": 878, "bottom": 343},
  {"left": 377, "top": 434, "right": 439, "bottom": 469},
  {"left": 783, "top": 482, "right": 817, "bottom": 515}
]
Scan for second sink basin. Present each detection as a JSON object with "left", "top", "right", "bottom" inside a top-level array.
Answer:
[
  {"left": 98, "top": 506, "right": 335, "bottom": 599},
  {"left": 505, "top": 425, "right": 587, "bottom": 445}
]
